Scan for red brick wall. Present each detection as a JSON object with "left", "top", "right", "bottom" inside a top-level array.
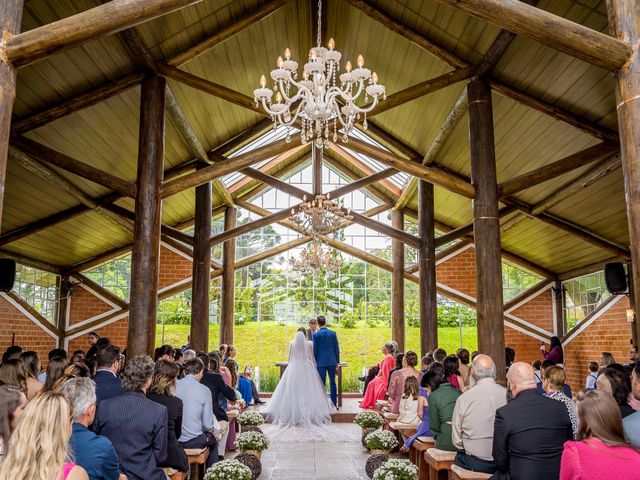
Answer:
[
  {"left": 67, "top": 315, "right": 130, "bottom": 353},
  {"left": 0, "top": 295, "right": 56, "bottom": 364},
  {"left": 563, "top": 296, "right": 633, "bottom": 391},
  {"left": 68, "top": 285, "right": 114, "bottom": 327},
  {"left": 508, "top": 289, "right": 554, "bottom": 333},
  {"left": 437, "top": 247, "right": 477, "bottom": 298},
  {"left": 158, "top": 246, "right": 192, "bottom": 289},
  {"left": 504, "top": 325, "right": 544, "bottom": 368}
]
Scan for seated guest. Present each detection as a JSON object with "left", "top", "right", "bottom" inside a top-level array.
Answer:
[
  {"left": 42, "top": 356, "right": 69, "bottom": 393},
  {"left": 452, "top": 354, "right": 506, "bottom": 474},
  {"left": 492, "top": 362, "right": 572, "bottom": 480},
  {"left": 236, "top": 365, "right": 254, "bottom": 405},
  {"left": 95, "top": 355, "right": 168, "bottom": 480},
  {"left": 219, "top": 344, "right": 228, "bottom": 362},
  {"left": 396, "top": 376, "right": 420, "bottom": 424},
  {"left": 0, "top": 358, "right": 27, "bottom": 395},
  {"left": 38, "top": 348, "right": 68, "bottom": 382},
  {"left": 387, "top": 352, "right": 405, "bottom": 391},
  {"left": 59, "top": 377, "right": 123, "bottom": 480},
  {"left": 147, "top": 359, "right": 189, "bottom": 474},
  {"left": 433, "top": 348, "right": 447, "bottom": 363},
  {"left": 92, "top": 345, "right": 124, "bottom": 402},
  {"left": 585, "top": 361, "right": 599, "bottom": 389},
  {"left": 541, "top": 336, "right": 564, "bottom": 365},
  {"left": 20, "top": 351, "right": 43, "bottom": 400},
  {"left": 183, "top": 349, "right": 196, "bottom": 362},
  {"left": 532, "top": 360, "right": 542, "bottom": 384},
  {"left": 443, "top": 354, "right": 465, "bottom": 391},
  {"left": 388, "top": 351, "right": 421, "bottom": 414},
  {"left": 600, "top": 352, "right": 615, "bottom": 371},
  {"left": 0, "top": 385, "right": 27, "bottom": 461},
  {"left": 429, "top": 361, "right": 462, "bottom": 451},
  {"left": 537, "top": 360, "right": 572, "bottom": 398},
  {"left": 244, "top": 364, "right": 265, "bottom": 404},
  {"left": 181, "top": 335, "right": 191, "bottom": 352},
  {"left": 542, "top": 366, "right": 578, "bottom": 439},
  {"left": 360, "top": 342, "right": 396, "bottom": 409},
  {"left": 505, "top": 347, "right": 516, "bottom": 371},
  {"left": 623, "top": 363, "right": 640, "bottom": 447},
  {"left": 457, "top": 349, "right": 471, "bottom": 385},
  {"left": 560, "top": 389, "right": 640, "bottom": 479},
  {"left": 421, "top": 353, "right": 434, "bottom": 373},
  {"left": 0, "top": 392, "right": 88, "bottom": 479},
  {"left": 154, "top": 344, "right": 175, "bottom": 362},
  {"left": 176, "top": 358, "right": 219, "bottom": 469},
  {"left": 1, "top": 345, "right": 22, "bottom": 363},
  {"left": 199, "top": 352, "right": 237, "bottom": 459},
  {"left": 403, "top": 368, "right": 442, "bottom": 449},
  {"left": 597, "top": 367, "right": 635, "bottom": 418}
]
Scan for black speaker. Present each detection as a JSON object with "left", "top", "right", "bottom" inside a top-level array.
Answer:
[
  {"left": 605, "top": 262, "right": 627, "bottom": 295},
  {"left": 0, "top": 259, "right": 16, "bottom": 292}
]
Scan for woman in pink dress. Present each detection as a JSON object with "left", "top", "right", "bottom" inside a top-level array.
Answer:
[
  {"left": 360, "top": 342, "right": 397, "bottom": 409},
  {"left": 559, "top": 389, "right": 640, "bottom": 480}
]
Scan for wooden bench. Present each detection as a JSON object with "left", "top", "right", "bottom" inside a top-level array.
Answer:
[
  {"left": 185, "top": 447, "right": 209, "bottom": 480},
  {"left": 425, "top": 448, "right": 456, "bottom": 480},
  {"left": 409, "top": 436, "right": 434, "bottom": 480},
  {"left": 163, "top": 468, "right": 186, "bottom": 480},
  {"left": 450, "top": 464, "right": 493, "bottom": 480}
]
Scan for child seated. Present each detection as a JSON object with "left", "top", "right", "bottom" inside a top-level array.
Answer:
[
  {"left": 585, "top": 361, "right": 599, "bottom": 389},
  {"left": 396, "top": 376, "right": 420, "bottom": 425}
]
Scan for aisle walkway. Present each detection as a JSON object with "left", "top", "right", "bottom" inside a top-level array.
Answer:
[{"left": 254, "top": 424, "right": 370, "bottom": 479}]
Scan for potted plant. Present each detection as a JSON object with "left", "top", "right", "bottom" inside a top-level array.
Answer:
[
  {"left": 373, "top": 459, "right": 418, "bottom": 480},
  {"left": 204, "top": 459, "right": 253, "bottom": 480},
  {"left": 235, "top": 431, "right": 270, "bottom": 460},
  {"left": 237, "top": 410, "right": 264, "bottom": 432},
  {"left": 364, "top": 429, "right": 399, "bottom": 455},
  {"left": 354, "top": 411, "right": 385, "bottom": 447}
]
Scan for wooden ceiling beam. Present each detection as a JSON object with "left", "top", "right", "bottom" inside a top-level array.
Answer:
[
  {"left": 323, "top": 153, "right": 394, "bottom": 205},
  {"left": 209, "top": 207, "right": 296, "bottom": 248},
  {"left": 239, "top": 167, "right": 310, "bottom": 200},
  {"left": 11, "top": 136, "right": 137, "bottom": 197},
  {"left": 103, "top": 204, "right": 193, "bottom": 245},
  {"left": 431, "top": 0, "right": 631, "bottom": 72},
  {"left": 0, "top": 249, "right": 65, "bottom": 275},
  {"left": 234, "top": 236, "right": 311, "bottom": 271},
  {"left": 5, "top": 0, "right": 203, "bottom": 67},
  {"left": 347, "top": 209, "right": 422, "bottom": 249},
  {"left": 434, "top": 206, "right": 517, "bottom": 247},
  {"left": 498, "top": 142, "right": 619, "bottom": 197}
]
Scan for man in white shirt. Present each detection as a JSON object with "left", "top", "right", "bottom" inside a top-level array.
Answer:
[
  {"left": 176, "top": 358, "right": 220, "bottom": 468},
  {"left": 452, "top": 354, "right": 507, "bottom": 474}
]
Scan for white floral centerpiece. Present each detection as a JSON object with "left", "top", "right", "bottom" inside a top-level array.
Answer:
[
  {"left": 354, "top": 411, "right": 384, "bottom": 429},
  {"left": 364, "top": 429, "right": 399, "bottom": 454},
  {"left": 204, "top": 459, "right": 252, "bottom": 480},
  {"left": 373, "top": 459, "right": 418, "bottom": 480},
  {"left": 238, "top": 410, "right": 264, "bottom": 427},
  {"left": 236, "top": 431, "right": 270, "bottom": 459}
]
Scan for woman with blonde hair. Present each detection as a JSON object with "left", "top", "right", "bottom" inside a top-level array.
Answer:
[{"left": 0, "top": 392, "right": 88, "bottom": 479}]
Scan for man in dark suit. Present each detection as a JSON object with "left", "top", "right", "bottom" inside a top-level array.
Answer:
[
  {"left": 312, "top": 315, "right": 340, "bottom": 407},
  {"left": 492, "top": 362, "right": 573, "bottom": 480},
  {"left": 92, "top": 344, "right": 124, "bottom": 402},
  {"left": 95, "top": 355, "right": 168, "bottom": 480},
  {"left": 306, "top": 318, "right": 319, "bottom": 341}
]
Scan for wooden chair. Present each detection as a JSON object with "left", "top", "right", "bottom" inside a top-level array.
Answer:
[
  {"left": 425, "top": 448, "right": 456, "bottom": 480},
  {"left": 185, "top": 447, "right": 209, "bottom": 480},
  {"left": 409, "top": 436, "right": 434, "bottom": 480},
  {"left": 163, "top": 467, "right": 186, "bottom": 480},
  {"left": 450, "top": 464, "right": 493, "bottom": 480}
]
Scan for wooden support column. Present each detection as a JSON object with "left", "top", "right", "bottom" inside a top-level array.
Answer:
[
  {"left": 0, "top": 1, "right": 24, "bottom": 230},
  {"left": 468, "top": 77, "right": 506, "bottom": 380},
  {"left": 190, "top": 169, "right": 211, "bottom": 352},
  {"left": 220, "top": 206, "right": 237, "bottom": 345},
  {"left": 418, "top": 180, "right": 437, "bottom": 356},
  {"left": 312, "top": 143, "right": 322, "bottom": 196},
  {"left": 607, "top": 1, "right": 640, "bottom": 347},
  {"left": 391, "top": 209, "right": 405, "bottom": 351},
  {"left": 553, "top": 281, "right": 565, "bottom": 338},
  {"left": 128, "top": 75, "right": 165, "bottom": 357},
  {"left": 56, "top": 274, "right": 70, "bottom": 348}
]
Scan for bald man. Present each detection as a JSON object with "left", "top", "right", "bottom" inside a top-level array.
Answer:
[
  {"left": 451, "top": 355, "right": 506, "bottom": 474},
  {"left": 491, "top": 362, "right": 572, "bottom": 480}
]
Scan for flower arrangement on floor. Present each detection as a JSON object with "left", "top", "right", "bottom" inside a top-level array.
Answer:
[
  {"left": 364, "top": 429, "right": 399, "bottom": 454},
  {"left": 204, "top": 459, "right": 252, "bottom": 480},
  {"left": 354, "top": 411, "right": 385, "bottom": 429},
  {"left": 372, "top": 459, "right": 418, "bottom": 480},
  {"left": 236, "top": 431, "right": 270, "bottom": 459},
  {"left": 234, "top": 453, "right": 262, "bottom": 480},
  {"left": 365, "top": 453, "right": 389, "bottom": 479},
  {"left": 238, "top": 410, "right": 265, "bottom": 427}
]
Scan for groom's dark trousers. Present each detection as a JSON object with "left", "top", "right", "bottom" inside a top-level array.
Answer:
[{"left": 317, "top": 366, "right": 337, "bottom": 406}]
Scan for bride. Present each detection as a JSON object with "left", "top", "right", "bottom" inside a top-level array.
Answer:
[{"left": 263, "top": 330, "right": 334, "bottom": 427}]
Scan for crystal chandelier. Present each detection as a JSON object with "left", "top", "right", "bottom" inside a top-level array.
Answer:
[
  {"left": 290, "top": 193, "right": 353, "bottom": 235},
  {"left": 289, "top": 238, "right": 340, "bottom": 272},
  {"left": 253, "top": 0, "right": 386, "bottom": 147}
]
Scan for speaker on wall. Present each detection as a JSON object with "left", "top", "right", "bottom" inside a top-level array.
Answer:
[
  {"left": 605, "top": 262, "right": 628, "bottom": 295},
  {"left": 0, "top": 259, "right": 16, "bottom": 292}
]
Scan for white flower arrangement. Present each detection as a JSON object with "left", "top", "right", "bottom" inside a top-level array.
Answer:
[
  {"left": 235, "top": 431, "right": 270, "bottom": 452},
  {"left": 364, "top": 429, "right": 399, "bottom": 451},
  {"left": 237, "top": 410, "right": 264, "bottom": 426},
  {"left": 373, "top": 459, "right": 418, "bottom": 480},
  {"left": 204, "top": 459, "right": 252, "bottom": 480},
  {"left": 354, "top": 411, "right": 384, "bottom": 429}
]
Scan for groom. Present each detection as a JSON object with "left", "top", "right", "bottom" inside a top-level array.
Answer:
[{"left": 312, "top": 315, "right": 340, "bottom": 407}]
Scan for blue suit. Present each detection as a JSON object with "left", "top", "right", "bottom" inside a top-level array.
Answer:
[
  {"left": 92, "top": 370, "right": 125, "bottom": 402},
  {"left": 69, "top": 423, "right": 121, "bottom": 480},
  {"left": 313, "top": 326, "right": 340, "bottom": 406}
]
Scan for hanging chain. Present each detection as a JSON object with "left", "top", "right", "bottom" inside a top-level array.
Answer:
[{"left": 317, "top": 0, "right": 322, "bottom": 48}]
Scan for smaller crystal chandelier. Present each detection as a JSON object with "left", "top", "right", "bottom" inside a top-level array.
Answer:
[
  {"left": 253, "top": 0, "right": 386, "bottom": 147},
  {"left": 290, "top": 193, "right": 353, "bottom": 235},
  {"left": 289, "top": 238, "right": 340, "bottom": 272}
]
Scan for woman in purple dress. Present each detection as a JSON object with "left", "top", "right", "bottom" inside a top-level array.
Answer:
[
  {"left": 541, "top": 336, "right": 564, "bottom": 365},
  {"left": 403, "top": 367, "right": 444, "bottom": 449}
]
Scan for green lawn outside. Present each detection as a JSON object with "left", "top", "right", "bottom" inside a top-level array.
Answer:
[{"left": 157, "top": 322, "right": 478, "bottom": 392}]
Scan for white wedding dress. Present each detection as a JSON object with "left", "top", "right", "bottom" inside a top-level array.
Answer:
[{"left": 262, "top": 332, "right": 355, "bottom": 442}]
